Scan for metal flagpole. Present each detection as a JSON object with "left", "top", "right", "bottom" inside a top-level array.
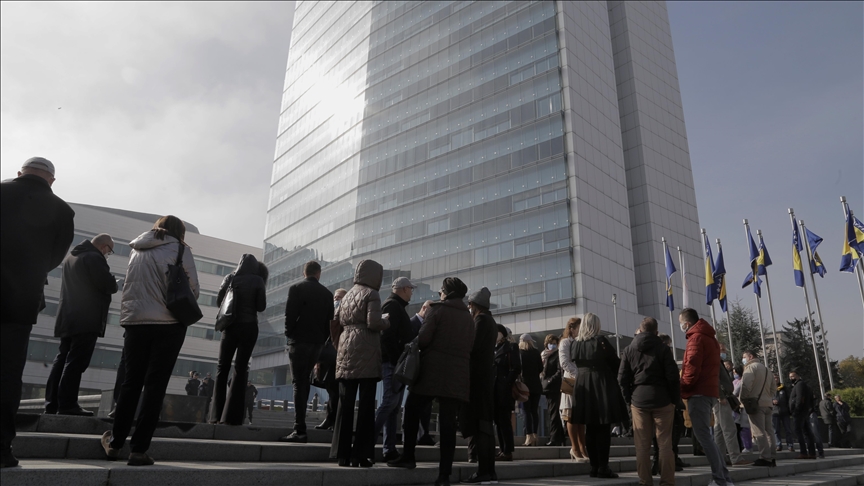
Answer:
[
  {"left": 701, "top": 230, "right": 719, "bottom": 329},
  {"left": 840, "top": 197, "right": 864, "bottom": 313},
  {"left": 789, "top": 209, "right": 826, "bottom": 397},
  {"left": 798, "top": 219, "right": 835, "bottom": 391},
  {"left": 716, "top": 238, "right": 734, "bottom": 362},
  {"left": 612, "top": 294, "right": 620, "bottom": 356},
  {"left": 662, "top": 237, "right": 678, "bottom": 362},
  {"left": 743, "top": 219, "right": 768, "bottom": 361},
  {"left": 677, "top": 246, "right": 688, "bottom": 309},
  {"left": 757, "top": 229, "right": 784, "bottom": 379}
]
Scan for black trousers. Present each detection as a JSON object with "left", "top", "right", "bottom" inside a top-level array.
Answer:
[
  {"left": 288, "top": 342, "right": 321, "bottom": 434},
  {"left": 1, "top": 323, "right": 32, "bottom": 453},
  {"left": 494, "top": 407, "right": 515, "bottom": 454},
  {"left": 523, "top": 393, "right": 541, "bottom": 435},
  {"left": 419, "top": 399, "right": 433, "bottom": 438},
  {"left": 403, "top": 392, "right": 460, "bottom": 477},
  {"left": 324, "top": 378, "right": 339, "bottom": 426},
  {"left": 112, "top": 347, "right": 126, "bottom": 405},
  {"left": 245, "top": 404, "right": 254, "bottom": 422},
  {"left": 585, "top": 423, "right": 612, "bottom": 471},
  {"left": 210, "top": 323, "right": 258, "bottom": 425},
  {"left": 110, "top": 324, "right": 186, "bottom": 453},
  {"left": 332, "top": 378, "right": 377, "bottom": 461},
  {"left": 794, "top": 413, "right": 822, "bottom": 457},
  {"left": 44, "top": 332, "right": 99, "bottom": 413},
  {"left": 546, "top": 393, "right": 565, "bottom": 444}
]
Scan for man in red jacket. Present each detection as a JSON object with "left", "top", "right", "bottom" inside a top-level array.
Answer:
[{"left": 679, "top": 308, "right": 734, "bottom": 486}]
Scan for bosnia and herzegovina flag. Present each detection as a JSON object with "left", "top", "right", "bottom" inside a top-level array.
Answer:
[
  {"left": 705, "top": 238, "right": 718, "bottom": 305},
  {"left": 714, "top": 245, "right": 728, "bottom": 312},
  {"left": 805, "top": 227, "right": 827, "bottom": 278},
  {"left": 792, "top": 217, "right": 805, "bottom": 287},
  {"left": 665, "top": 243, "right": 676, "bottom": 311},
  {"left": 742, "top": 226, "right": 762, "bottom": 297},
  {"left": 841, "top": 208, "right": 864, "bottom": 272}
]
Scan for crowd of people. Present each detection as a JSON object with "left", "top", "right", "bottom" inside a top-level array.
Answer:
[{"left": 0, "top": 157, "right": 855, "bottom": 486}]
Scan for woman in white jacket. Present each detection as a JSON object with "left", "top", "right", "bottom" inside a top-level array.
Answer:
[
  {"left": 559, "top": 317, "right": 587, "bottom": 462},
  {"left": 101, "top": 215, "right": 199, "bottom": 466}
]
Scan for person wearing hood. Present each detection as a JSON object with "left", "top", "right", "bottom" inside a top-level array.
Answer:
[
  {"left": 45, "top": 234, "right": 119, "bottom": 416},
  {"left": 388, "top": 277, "right": 475, "bottom": 486},
  {"left": 618, "top": 317, "right": 680, "bottom": 486},
  {"left": 102, "top": 216, "right": 199, "bottom": 467},
  {"left": 208, "top": 254, "right": 267, "bottom": 425},
  {"left": 331, "top": 260, "right": 388, "bottom": 467},
  {"left": 679, "top": 308, "right": 733, "bottom": 486},
  {"left": 740, "top": 350, "right": 776, "bottom": 466}
]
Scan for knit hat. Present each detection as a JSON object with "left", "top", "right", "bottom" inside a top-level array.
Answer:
[
  {"left": 440, "top": 277, "right": 468, "bottom": 300},
  {"left": 467, "top": 287, "right": 491, "bottom": 309}
]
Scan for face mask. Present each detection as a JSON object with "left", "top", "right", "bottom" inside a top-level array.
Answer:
[
  {"left": 734, "top": 374, "right": 740, "bottom": 380},
  {"left": 334, "top": 301, "right": 340, "bottom": 308},
  {"left": 679, "top": 322, "right": 688, "bottom": 333},
  {"left": 548, "top": 344, "right": 557, "bottom": 351},
  {"left": 720, "top": 353, "right": 727, "bottom": 360},
  {"left": 742, "top": 358, "right": 748, "bottom": 365}
]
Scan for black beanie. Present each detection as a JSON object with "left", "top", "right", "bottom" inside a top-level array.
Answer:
[{"left": 441, "top": 277, "right": 468, "bottom": 300}]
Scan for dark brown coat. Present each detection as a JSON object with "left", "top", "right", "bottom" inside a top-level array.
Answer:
[{"left": 410, "top": 298, "right": 475, "bottom": 402}]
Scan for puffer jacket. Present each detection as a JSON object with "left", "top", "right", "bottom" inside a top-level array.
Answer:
[
  {"left": 336, "top": 260, "right": 388, "bottom": 380},
  {"left": 680, "top": 319, "right": 720, "bottom": 399},
  {"left": 216, "top": 254, "right": 266, "bottom": 325},
  {"left": 120, "top": 230, "right": 199, "bottom": 325}
]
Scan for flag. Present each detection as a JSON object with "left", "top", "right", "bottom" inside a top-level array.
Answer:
[
  {"left": 757, "top": 236, "right": 772, "bottom": 273},
  {"left": 681, "top": 251, "right": 689, "bottom": 309},
  {"left": 842, "top": 207, "right": 864, "bottom": 271},
  {"left": 792, "top": 218, "right": 805, "bottom": 287},
  {"left": 805, "top": 227, "right": 827, "bottom": 278},
  {"left": 742, "top": 226, "right": 762, "bottom": 297},
  {"left": 665, "top": 243, "right": 676, "bottom": 311},
  {"left": 705, "top": 237, "right": 718, "bottom": 304},
  {"left": 714, "top": 245, "right": 728, "bottom": 312}
]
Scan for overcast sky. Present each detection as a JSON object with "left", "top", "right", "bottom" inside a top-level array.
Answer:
[{"left": 1, "top": 2, "right": 861, "bottom": 359}]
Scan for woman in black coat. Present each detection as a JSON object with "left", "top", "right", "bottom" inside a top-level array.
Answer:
[
  {"left": 209, "top": 254, "right": 267, "bottom": 425},
  {"left": 518, "top": 334, "right": 543, "bottom": 446},
  {"left": 493, "top": 325, "right": 521, "bottom": 461},
  {"left": 570, "top": 313, "right": 627, "bottom": 479},
  {"left": 541, "top": 334, "right": 565, "bottom": 446}
]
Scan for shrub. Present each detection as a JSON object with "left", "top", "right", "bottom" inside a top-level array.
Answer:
[{"left": 828, "top": 387, "right": 864, "bottom": 417}]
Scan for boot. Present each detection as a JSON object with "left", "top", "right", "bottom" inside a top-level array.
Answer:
[{"left": 523, "top": 435, "right": 532, "bottom": 446}]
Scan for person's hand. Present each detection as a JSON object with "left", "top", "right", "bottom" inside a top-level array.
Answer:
[{"left": 719, "top": 398, "right": 727, "bottom": 404}]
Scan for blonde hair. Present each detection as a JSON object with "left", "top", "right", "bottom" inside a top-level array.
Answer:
[
  {"left": 576, "top": 313, "right": 601, "bottom": 341},
  {"left": 563, "top": 317, "right": 581, "bottom": 339},
  {"left": 518, "top": 340, "right": 535, "bottom": 351}
]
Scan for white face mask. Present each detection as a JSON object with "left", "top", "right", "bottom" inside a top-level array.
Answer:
[
  {"left": 742, "top": 358, "right": 748, "bottom": 365},
  {"left": 679, "top": 321, "right": 689, "bottom": 333},
  {"left": 547, "top": 343, "right": 557, "bottom": 350}
]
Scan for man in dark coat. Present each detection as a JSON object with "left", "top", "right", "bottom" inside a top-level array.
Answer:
[
  {"left": 186, "top": 371, "right": 201, "bottom": 396},
  {"left": 819, "top": 393, "right": 838, "bottom": 448},
  {"left": 245, "top": 382, "right": 257, "bottom": 424},
  {"left": 772, "top": 375, "right": 795, "bottom": 451},
  {"left": 410, "top": 300, "right": 436, "bottom": 446},
  {"left": 619, "top": 317, "right": 680, "bottom": 486},
  {"left": 44, "top": 234, "right": 119, "bottom": 415},
  {"left": 788, "top": 371, "right": 822, "bottom": 458},
  {"left": 373, "top": 277, "right": 417, "bottom": 461},
  {"left": 281, "top": 261, "right": 334, "bottom": 443},
  {"left": 1, "top": 157, "right": 74, "bottom": 468}
]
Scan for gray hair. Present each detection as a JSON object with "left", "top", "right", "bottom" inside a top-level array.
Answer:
[{"left": 576, "top": 313, "right": 601, "bottom": 341}]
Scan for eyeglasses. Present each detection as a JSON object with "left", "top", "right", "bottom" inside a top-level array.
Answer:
[{"left": 105, "top": 246, "right": 114, "bottom": 256}]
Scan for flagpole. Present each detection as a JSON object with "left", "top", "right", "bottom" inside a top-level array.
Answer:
[
  {"left": 840, "top": 197, "right": 864, "bottom": 313},
  {"left": 677, "top": 246, "right": 688, "bottom": 309},
  {"left": 612, "top": 293, "right": 620, "bottom": 356},
  {"left": 716, "top": 238, "right": 734, "bottom": 362},
  {"left": 757, "top": 229, "right": 784, "bottom": 380},
  {"left": 701, "top": 229, "right": 719, "bottom": 329},
  {"left": 789, "top": 209, "right": 827, "bottom": 398},
  {"left": 743, "top": 219, "right": 768, "bottom": 361},
  {"left": 798, "top": 219, "right": 836, "bottom": 391},
  {"left": 662, "top": 237, "right": 678, "bottom": 362}
]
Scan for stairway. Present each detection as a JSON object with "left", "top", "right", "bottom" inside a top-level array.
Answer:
[{"left": 2, "top": 414, "right": 862, "bottom": 485}]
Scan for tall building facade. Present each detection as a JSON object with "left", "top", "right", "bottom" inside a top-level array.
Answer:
[{"left": 256, "top": 0, "right": 705, "bottom": 387}]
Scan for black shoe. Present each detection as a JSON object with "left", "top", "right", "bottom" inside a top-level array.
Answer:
[
  {"left": 383, "top": 450, "right": 400, "bottom": 462},
  {"left": 596, "top": 467, "right": 619, "bottom": 478},
  {"left": 127, "top": 452, "right": 154, "bottom": 466},
  {"left": 107, "top": 409, "right": 116, "bottom": 418},
  {"left": 435, "top": 476, "right": 451, "bottom": 486},
  {"left": 314, "top": 421, "right": 332, "bottom": 430},
  {"left": 337, "top": 458, "right": 351, "bottom": 467},
  {"left": 771, "top": 459, "right": 777, "bottom": 467},
  {"left": 753, "top": 458, "right": 773, "bottom": 467},
  {"left": 589, "top": 469, "right": 598, "bottom": 478},
  {"left": 675, "top": 464, "right": 683, "bottom": 472},
  {"left": 1, "top": 450, "right": 19, "bottom": 468},
  {"left": 57, "top": 407, "right": 94, "bottom": 416},
  {"left": 675, "top": 457, "right": 690, "bottom": 468},
  {"left": 462, "top": 473, "right": 493, "bottom": 484},
  {"left": 43, "top": 408, "right": 57, "bottom": 415},
  {"left": 278, "top": 432, "right": 307, "bottom": 443},
  {"left": 351, "top": 458, "right": 373, "bottom": 468},
  {"left": 418, "top": 434, "right": 436, "bottom": 446},
  {"left": 467, "top": 456, "right": 477, "bottom": 463},
  {"left": 387, "top": 454, "right": 416, "bottom": 469}
]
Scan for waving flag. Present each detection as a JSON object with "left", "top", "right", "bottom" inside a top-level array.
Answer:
[
  {"left": 705, "top": 237, "right": 718, "bottom": 304},
  {"left": 742, "top": 226, "right": 762, "bottom": 297},
  {"left": 805, "top": 227, "right": 827, "bottom": 278},
  {"left": 665, "top": 243, "right": 676, "bottom": 311},
  {"left": 792, "top": 218, "right": 805, "bottom": 287},
  {"left": 841, "top": 208, "right": 864, "bottom": 272},
  {"left": 714, "top": 245, "right": 728, "bottom": 312}
]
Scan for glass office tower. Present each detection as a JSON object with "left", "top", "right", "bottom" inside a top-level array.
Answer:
[{"left": 255, "top": 1, "right": 705, "bottom": 388}]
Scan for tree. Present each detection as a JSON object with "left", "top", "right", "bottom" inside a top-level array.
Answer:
[
  {"left": 716, "top": 300, "right": 766, "bottom": 364},
  {"left": 780, "top": 315, "right": 839, "bottom": 394},
  {"left": 838, "top": 355, "right": 864, "bottom": 389}
]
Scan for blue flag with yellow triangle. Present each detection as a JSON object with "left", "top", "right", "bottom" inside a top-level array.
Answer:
[
  {"left": 805, "top": 227, "right": 827, "bottom": 278},
  {"left": 665, "top": 243, "right": 676, "bottom": 311},
  {"left": 792, "top": 218, "right": 805, "bottom": 287},
  {"left": 714, "top": 246, "right": 728, "bottom": 312},
  {"left": 841, "top": 208, "right": 864, "bottom": 272},
  {"left": 742, "top": 226, "right": 762, "bottom": 297},
  {"left": 705, "top": 238, "right": 718, "bottom": 305}
]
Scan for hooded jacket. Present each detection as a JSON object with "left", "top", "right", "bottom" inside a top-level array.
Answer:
[
  {"left": 680, "top": 319, "right": 720, "bottom": 399},
  {"left": 336, "top": 260, "right": 387, "bottom": 380},
  {"left": 411, "top": 297, "right": 475, "bottom": 402},
  {"left": 54, "top": 239, "right": 118, "bottom": 338},
  {"left": 120, "top": 230, "right": 199, "bottom": 326},
  {"left": 217, "top": 254, "right": 266, "bottom": 325},
  {"left": 618, "top": 332, "right": 680, "bottom": 409}
]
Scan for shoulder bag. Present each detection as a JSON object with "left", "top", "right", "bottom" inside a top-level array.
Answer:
[
  {"left": 215, "top": 274, "right": 236, "bottom": 331},
  {"left": 741, "top": 367, "right": 769, "bottom": 415},
  {"left": 394, "top": 337, "right": 420, "bottom": 386},
  {"left": 166, "top": 242, "right": 203, "bottom": 325},
  {"left": 508, "top": 344, "right": 530, "bottom": 402}
]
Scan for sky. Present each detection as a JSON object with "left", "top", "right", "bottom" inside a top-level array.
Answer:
[{"left": 1, "top": 2, "right": 861, "bottom": 359}]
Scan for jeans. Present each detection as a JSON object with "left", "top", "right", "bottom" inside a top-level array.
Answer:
[
  {"left": 713, "top": 399, "right": 741, "bottom": 462},
  {"left": 523, "top": 393, "right": 541, "bottom": 435},
  {"left": 687, "top": 396, "right": 733, "bottom": 486},
  {"left": 749, "top": 406, "right": 776, "bottom": 460},
  {"left": 332, "top": 378, "right": 377, "bottom": 461},
  {"left": 773, "top": 413, "right": 794, "bottom": 448},
  {"left": 794, "top": 413, "right": 823, "bottom": 457},
  {"left": 546, "top": 393, "right": 565, "bottom": 444},
  {"left": 633, "top": 404, "right": 675, "bottom": 486},
  {"left": 44, "top": 333, "right": 98, "bottom": 413},
  {"left": 210, "top": 323, "right": 258, "bottom": 425},
  {"left": 403, "top": 392, "right": 460, "bottom": 477},
  {"left": 111, "top": 324, "right": 186, "bottom": 453},
  {"left": 288, "top": 342, "right": 322, "bottom": 434},
  {"left": 0, "top": 323, "right": 32, "bottom": 454},
  {"left": 373, "top": 362, "right": 406, "bottom": 454}
]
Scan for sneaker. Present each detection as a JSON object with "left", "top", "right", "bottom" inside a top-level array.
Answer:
[
  {"left": 278, "top": 432, "right": 307, "bottom": 443},
  {"left": 741, "top": 448, "right": 752, "bottom": 453},
  {"left": 101, "top": 431, "right": 119, "bottom": 461},
  {"left": 127, "top": 452, "right": 154, "bottom": 466},
  {"left": 753, "top": 459, "right": 773, "bottom": 466}
]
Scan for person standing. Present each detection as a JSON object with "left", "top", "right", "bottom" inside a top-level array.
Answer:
[
  {"left": 331, "top": 260, "right": 388, "bottom": 467},
  {"left": 209, "top": 254, "right": 267, "bottom": 425},
  {"left": 518, "top": 334, "right": 543, "bottom": 446},
  {"left": 570, "top": 313, "right": 627, "bottom": 479},
  {"left": 199, "top": 374, "right": 214, "bottom": 402},
  {"left": 541, "top": 334, "right": 564, "bottom": 446},
  {"left": 740, "top": 350, "right": 776, "bottom": 467},
  {"left": 280, "top": 261, "right": 334, "bottom": 443},
  {"left": 492, "top": 324, "right": 521, "bottom": 461},
  {"left": 834, "top": 394, "right": 852, "bottom": 448},
  {"left": 410, "top": 300, "right": 436, "bottom": 446},
  {"left": 560, "top": 317, "right": 588, "bottom": 462},
  {"left": 461, "top": 287, "right": 498, "bottom": 484},
  {"left": 678, "top": 308, "right": 734, "bottom": 486},
  {"left": 1, "top": 157, "right": 74, "bottom": 468},
  {"left": 388, "top": 277, "right": 474, "bottom": 486},
  {"left": 374, "top": 277, "right": 417, "bottom": 462},
  {"left": 618, "top": 317, "right": 680, "bottom": 486},
  {"left": 714, "top": 344, "right": 748, "bottom": 466},
  {"left": 788, "top": 371, "right": 822, "bottom": 459},
  {"left": 819, "top": 393, "right": 837, "bottom": 448},
  {"left": 314, "top": 288, "right": 346, "bottom": 431},
  {"left": 45, "top": 234, "right": 119, "bottom": 416},
  {"left": 772, "top": 375, "right": 795, "bottom": 452},
  {"left": 101, "top": 216, "right": 199, "bottom": 466},
  {"left": 245, "top": 381, "right": 258, "bottom": 425},
  {"left": 186, "top": 372, "right": 201, "bottom": 396}
]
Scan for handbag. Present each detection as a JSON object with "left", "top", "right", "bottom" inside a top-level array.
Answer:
[
  {"left": 394, "top": 338, "right": 420, "bottom": 386},
  {"left": 511, "top": 376, "right": 530, "bottom": 402},
  {"left": 166, "top": 242, "right": 203, "bottom": 326},
  {"left": 214, "top": 275, "right": 235, "bottom": 331},
  {"left": 741, "top": 367, "right": 769, "bottom": 415},
  {"left": 561, "top": 377, "right": 576, "bottom": 395}
]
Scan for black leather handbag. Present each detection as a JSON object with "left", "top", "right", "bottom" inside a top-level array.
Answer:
[
  {"left": 166, "top": 242, "right": 203, "bottom": 325},
  {"left": 215, "top": 275, "right": 235, "bottom": 331},
  {"left": 394, "top": 338, "right": 420, "bottom": 386}
]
